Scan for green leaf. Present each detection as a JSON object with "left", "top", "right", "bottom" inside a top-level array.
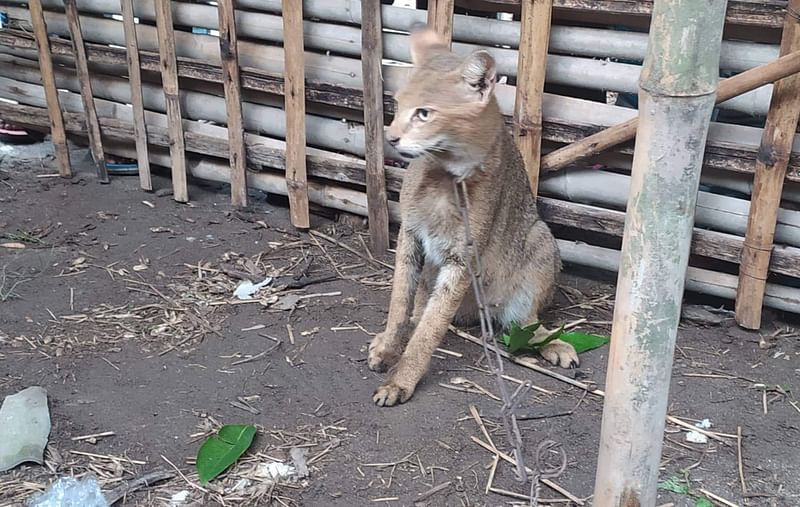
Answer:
[
  {"left": 558, "top": 331, "right": 610, "bottom": 354},
  {"left": 537, "top": 325, "right": 565, "bottom": 349},
  {"left": 501, "top": 323, "right": 609, "bottom": 356},
  {"left": 502, "top": 322, "right": 541, "bottom": 355},
  {"left": 658, "top": 476, "right": 689, "bottom": 494},
  {"left": 695, "top": 498, "right": 713, "bottom": 507},
  {"left": 196, "top": 424, "right": 257, "bottom": 484}
]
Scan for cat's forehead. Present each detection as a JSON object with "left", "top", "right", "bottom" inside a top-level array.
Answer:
[{"left": 395, "top": 57, "right": 465, "bottom": 107}]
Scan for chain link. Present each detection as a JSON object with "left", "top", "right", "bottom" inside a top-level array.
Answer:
[{"left": 453, "top": 179, "right": 567, "bottom": 506}]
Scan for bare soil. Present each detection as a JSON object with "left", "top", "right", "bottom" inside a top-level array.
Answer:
[{"left": 0, "top": 141, "right": 798, "bottom": 507}]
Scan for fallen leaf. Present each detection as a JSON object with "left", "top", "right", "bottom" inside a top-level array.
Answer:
[
  {"left": 658, "top": 477, "right": 689, "bottom": 494},
  {"left": 196, "top": 424, "right": 257, "bottom": 484},
  {"left": 558, "top": 331, "right": 610, "bottom": 354},
  {"left": 501, "top": 322, "right": 541, "bottom": 355}
]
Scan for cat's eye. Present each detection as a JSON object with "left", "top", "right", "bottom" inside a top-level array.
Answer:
[{"left": 415, "top": 108, "right": 431, "bottom": 121}]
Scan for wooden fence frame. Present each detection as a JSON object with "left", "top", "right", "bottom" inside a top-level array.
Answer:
[{"left": 0, "top": 1, "right": 798, "bottom": 319}]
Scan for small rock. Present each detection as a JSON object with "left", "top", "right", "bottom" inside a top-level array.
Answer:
[{"left": 155, "top": 188, "right": 174, "bottom": 197}]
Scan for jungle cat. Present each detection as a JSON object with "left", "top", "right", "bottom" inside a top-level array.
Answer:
[{"left": 369, "top": 27, "right": 578, "bottom": 407}]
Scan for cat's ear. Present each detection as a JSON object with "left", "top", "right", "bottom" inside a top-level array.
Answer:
[
  {"left": 461, "top": 50, "right": 497, "bottom": 104},
  {"left": 409, "top": 25, "right": 448, "bottom": 66}
]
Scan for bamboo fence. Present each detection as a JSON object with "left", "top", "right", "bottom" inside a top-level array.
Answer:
[{"left": 0, "top": 0, "right": 798, "bottom": 324}]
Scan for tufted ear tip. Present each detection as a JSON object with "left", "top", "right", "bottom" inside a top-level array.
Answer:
[
  {"left": 461, "top": 50, "right": 497, "bottom": 102},
  {"left": 409, "top": 26, "right": 448, "bottom": 65}
]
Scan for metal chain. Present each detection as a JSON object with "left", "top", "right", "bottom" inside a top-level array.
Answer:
[{"left": 453, "top": 179, "right": 567, "bottom": 506}]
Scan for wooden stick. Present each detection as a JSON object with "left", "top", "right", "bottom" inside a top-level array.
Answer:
[
  {"left": 104, "top": 469, "right": 174, "bottom": 506},
  {"left": 27, "top": 0, "right": 71, "bottom": 177},
  {"left": 541, "top": 49, "right": 800, "bottom": 173},
  {"left": 737, "top": 426, "right": 747, "bottom": 496},
  {"left": 360, "top": 0, "right": 390, "bottom": 256},
  {"left": 512, "top": 0, "right": 552, "bottom": 196},
  {"left": 217, "top": 0, "right": 248, "bottom": 208},
  {"left": 119, "top": 0, "right": 151, "bottom": 191},
  {"left": 154, "top": 0, "right": 189, "bottom": 203},
  {"left": 63, "top": 0, "right": 108, "bottom": 183},
  {"left": 735, "top": 0, "right": 800, "bottom": 329},
  {"left": 697, "top": 489, "right": 739, "bottom": 507},
  {"left": 426, "top": 0, "right": 455, "bottom": 46},
  {"left": 281, "top": 0, "right": 310, "bottom": 228}
]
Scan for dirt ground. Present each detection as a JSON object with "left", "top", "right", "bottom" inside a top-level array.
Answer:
[{"left": 0, "top": 140, "right": 798, "bottom": 507}]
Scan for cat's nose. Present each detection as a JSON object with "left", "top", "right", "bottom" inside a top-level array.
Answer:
[{"left": 386, "top": 135, "right": 400, "bottom": 147}]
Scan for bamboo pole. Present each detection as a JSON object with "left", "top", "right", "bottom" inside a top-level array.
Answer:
[
  {"left": 2, "top": 24, "right": 796, "bottom": 182},
  {"left": 556, "top": 240, "right": 800, "bottom": 315},
  {"left": 154, "top": 0, "right": 189, "bottom": 203},
  {"left": 360, "top": 0, "right": 390, "bottom": 256},
  {"left": 63, "top": 0, "right": 108, "bottom": 183},
  {"left": 120, "top": 0, "right": 151, "bottom": 191},
  {"left": 5, "top": 61, "right": 800, "bottom": 250},
  {"left": 281, "top": 0, "right": 310, "bottom": 229},
  {"left": 537, "top": 196, "right": 800, "bottom": 279},
  {"left": 99, "top": 139, "right": 401, "bottom": 224},
  {"left": 27, "top": 0, "right": 71, "bottom": 177},
  {"left": 541, "top": 49, "right": 800, "bottom": 173},
  {"left": 736, "top": 0, "right": 800, "bottom": 330},
  {"left": 513, "top": 0, "right": 552, "bottom": 196},
  {"left": 6, "top": 87, "right": 800, "bottom": 315},
  {"left": 235, "top": 0, "right": 784, "bottom": 30},
  {"left": 17, "top": 0, "right": 779, "bottom": 73},
  {"left": 217, "top": 0, "right": 248, "bottom": 208},
  {"left": 592, "top": 0, "right": 728, "bottom": 504},
  {"left": 0, "top": 3, "right": 779, "bottom": 117},
  {"left": 0, "top": 83, "right": 407, "bottom": 195},
  {"left": 536, "top": 168, "right": 800, "bottom": 248},
  {"left": 427, "top": 0, "right": 455, "bottom": 45}
]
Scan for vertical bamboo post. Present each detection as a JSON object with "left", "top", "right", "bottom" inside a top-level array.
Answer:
[
  {"left": 63, "top": 0, "right": 109, "bottom": 183},
  {"left": 735, "top": 0, "right": 800, "bottom": 330},
  {"left": 360, "top": 0, "right": 391, "bottom": 256},
  {"left": 513, "top": 0, "right": 553, "bottom": 196},
  {"left": 154, "top": 0, "right": 189, "bottom": 203},
  {"left": 426, "top": 0, "right": 455, "bottom": 45},
  {"left": 28, "top": 0, "right": 71, "bottom": 178},
  {"left": 592, "top": 0, "right": 728, "bottom": 504},
  {"left": 217, "top": 0, "right": 248, "bottom": 208},
  {"left": 281, "top": 0, "right": 310, "bottom": 228},
  {"left": 120, "top": 0, "right": 152, "bottom": 191}
]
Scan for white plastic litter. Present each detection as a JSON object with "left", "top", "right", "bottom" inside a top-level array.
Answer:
[
  {"left": 169, "top": 489, "right": 190, "bottom": 506},
  {"left": 255, "top": 461, "right": 294, "bottom": 480},
  {"left": 233, "top": 277, "right": 273, "bottom": 300},
  {"left": 27, "top": 476, "right": 108, "bottom": 507},
  {"left": 695, "top": 418, "right": 712, "bottom": 429},
  {"left": 290, "top": 447, "right": 309, "bottom": 479},
  {"left": 685, "top": 431, "right": 709, "bottom": 444}
]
